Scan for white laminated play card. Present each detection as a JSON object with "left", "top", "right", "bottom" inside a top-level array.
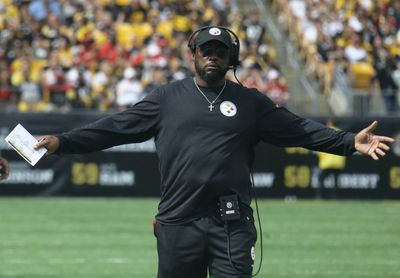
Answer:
[{"left": 5, "top": 124, "right": 47, "bottom": 166}]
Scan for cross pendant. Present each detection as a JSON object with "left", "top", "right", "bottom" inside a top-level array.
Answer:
[{"left": 208, "top": 103, "right": 214, "bottom": 111}]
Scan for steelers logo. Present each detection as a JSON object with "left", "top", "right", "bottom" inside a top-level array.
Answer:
[
  {"left": 220, "top": 101, "right": 237, "bottom": 117},
  {"left": 209, "top": 27, "right": 222, "bottom": 36}
]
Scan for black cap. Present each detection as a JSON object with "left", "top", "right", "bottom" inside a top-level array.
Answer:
[{"left": 195, "top": 27, "right": 231, "bottom": 48}]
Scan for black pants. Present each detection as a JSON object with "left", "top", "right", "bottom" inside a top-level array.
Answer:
[{"left": 155, "top": 211, "right": 257, "bottom": 278}]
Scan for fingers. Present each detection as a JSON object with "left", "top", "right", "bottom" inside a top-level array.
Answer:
[
  {"left": 370, "top": 152, "right": 379, "bottom": 161},
  {"left": 34, "top": 136, "right": 60, "bottom": 155},
  {"left": 370, "top": 136, "right": 395, "bottom": 160},
  {"left": 34, "top": 137, "right": 49, "bottom": 156},
  {"left": 375, "top": 136, "right": 395, "bottom": 143},
  {"left": 368, "top": 140, "right": 391, "bottom": 160},
  {"left": 367, "top": 140, "right": 380, "bottom": 156},
  {"left": 34, "top": 136, "right": 49, "bottom": 150},
  {"left": 363, "top": 120, "right": 378, "bottom": 133},
  {"left": 375, "top": 148, "right": 386, "bottom": 157},
  {"left": 378, "top": 142, "right": 390, "bottom": 151}
]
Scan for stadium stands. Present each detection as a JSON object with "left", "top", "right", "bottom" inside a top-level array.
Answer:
[
  {"left": 0, "top": 0, "right": 282, "bottom": 112},
  {"left": 271, "top": 0, "right": 400, "bottom": 114}
]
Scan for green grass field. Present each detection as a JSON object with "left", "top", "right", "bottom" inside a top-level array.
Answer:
[{"left": 0, "top": 198, "right": 399, "bottom": 278}]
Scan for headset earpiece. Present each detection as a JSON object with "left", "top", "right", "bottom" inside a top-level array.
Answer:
[
  {"left": 187, "top": 26, "right": 240, "bottom": 68},
  {"left": 227, "top": 31, "right": 240, "bottom": 68}
]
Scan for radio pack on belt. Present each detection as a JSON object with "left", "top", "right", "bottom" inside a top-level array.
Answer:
[{"left": 219, "top": 195, "right": 240, "bottom": 221}]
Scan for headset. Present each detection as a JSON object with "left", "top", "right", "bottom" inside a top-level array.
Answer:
[{"left": 187, "top": 25, "right": 241, "bottom": 69}]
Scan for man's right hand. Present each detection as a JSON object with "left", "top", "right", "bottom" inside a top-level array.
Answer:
[
  {"left": 34, "top": 136, "right": 60, "bottom": 155},
  {"left": 0, "top": 157, "right": 9, "bottom": 180}
]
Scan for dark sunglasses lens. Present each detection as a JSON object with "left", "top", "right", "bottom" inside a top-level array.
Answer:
[
  {"left": 200, "top": 47, "right": 213, "bottom": 57},
  {"left": 215, "top": 48, "right": 228, "bottom": 58},
  {"left": 199, "top": 47, "right": 228, "bottom": 58}
]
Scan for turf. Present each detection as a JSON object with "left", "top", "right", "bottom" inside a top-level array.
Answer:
[{"left": 0, "top": 198, "right": 399, "bottom": 278}]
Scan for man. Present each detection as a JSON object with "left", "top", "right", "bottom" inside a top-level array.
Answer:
[
  {"left": 34, "top": 26, "right": 394, "bottom": 278},
  {"left": 0, "top": 156, "right": 9, "bottom": 180}
]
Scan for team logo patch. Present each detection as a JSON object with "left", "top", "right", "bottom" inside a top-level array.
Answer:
[
  {"left": 209, "top": 27, "right": 222, "bottom": 36},
  {"left": 220, "top": 101, "right": 237, "bottom": 117}
]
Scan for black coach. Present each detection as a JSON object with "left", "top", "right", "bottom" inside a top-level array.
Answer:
[{"left": 35, "top": 26, "right": 394, "bottom": 278}]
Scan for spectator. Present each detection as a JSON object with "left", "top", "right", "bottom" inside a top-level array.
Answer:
[
  {"left": 244, "top": 9, "right": 266, "bottom": 46},
  {"left": 66, "top": 65, "right": 92, "bottom": 89},
  {"left": 32, "top": 37, "right": 51, "bottom": 61},
  {"left": 53, "top": 37, "right": 74, "bottom": 69},
  {"left": 264, "top": 69, "right": 289, "bottom": 107},
  {"left": 391, "top": 59, "right": 400, "bottom": 108},
  {"left": 344, "top": 34, "right": 368, "bottom": 63},
  {"left": 60, "top": 0, "right": 78, "bottom": 25},
  {"left": 316, "top": 33, "right": 335, "bottom": 95},
  {"left": 372, "top": 47, "right": 398, "bottom": 113},
  {"left": 115, "top": 67, "right": 143, "bottom": 110},
  {"left": 28, "top": 0, "right": 61, "bottom": 21},
  {"left": 240, "top": 63, "right": 265, "bottom": 92},
  {"left": 43, "top": 61, "right": 73, "bottom": 110},
  {"left": 168, "top": 57, "right": 190, "bottom": 82},
  {"left": 77, "top": 34, "right": 97, "bottom": 66},
  {"left": 91, "top": 62, "right": 110, "bottom": 94},
  {"left": 70, "top": 67, "right": 93, "bottom": 109},
  {"left": 143, "top": 66, "right": 168, "bottom": 97},
  {"left": 0, "top": 69, "right": 17, "bottom": 111},
  {"left": 18, "top": 69, "right": 43, "bottom": 112},
  {"left": 98, "top": 31, "right": 128, "bottom": 63}
]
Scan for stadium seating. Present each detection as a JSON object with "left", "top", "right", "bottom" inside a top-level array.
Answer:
[
  {"left": 0, "top": 0, "right": 279, "bottom": 112},
  {"left": 271, "top": 0, "right": 400, "bottom": 113}
]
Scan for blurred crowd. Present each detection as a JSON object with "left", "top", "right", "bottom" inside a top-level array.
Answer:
[
  {"left": 273, "top": 0, "right": 400, "bottom": 113},
  {"left": 0, "top": 0, "right": 287, "bottom": 113}
]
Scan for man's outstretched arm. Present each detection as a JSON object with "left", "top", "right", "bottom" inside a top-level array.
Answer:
[{"left": 34, "top": 89, "right": 162, "bottom": 155}]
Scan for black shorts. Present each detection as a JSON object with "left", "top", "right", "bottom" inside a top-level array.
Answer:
[{"left": 155, "top": 210, "right": 257, "bottom": 278}]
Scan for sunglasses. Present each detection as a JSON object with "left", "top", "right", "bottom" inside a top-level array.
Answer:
[{"left": 198, "top": 46, "right": 229, "bottom": 59}]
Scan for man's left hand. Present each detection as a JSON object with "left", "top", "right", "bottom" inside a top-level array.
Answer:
[{"left": 355, "top": 121, "right": 395, "bottom": 160}]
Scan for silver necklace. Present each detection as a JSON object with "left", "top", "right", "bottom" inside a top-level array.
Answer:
[{"left": 193, "top": 78, "right": 227, "bottom": 111}]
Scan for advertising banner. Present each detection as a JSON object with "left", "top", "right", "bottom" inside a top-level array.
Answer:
[{"left": 1, "top": 113, "right": 399, "bottom": 199}]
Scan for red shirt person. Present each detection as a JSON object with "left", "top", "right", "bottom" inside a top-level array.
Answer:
[{"left": 264, "top": 69, "right": 289, "bottom": 107}]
